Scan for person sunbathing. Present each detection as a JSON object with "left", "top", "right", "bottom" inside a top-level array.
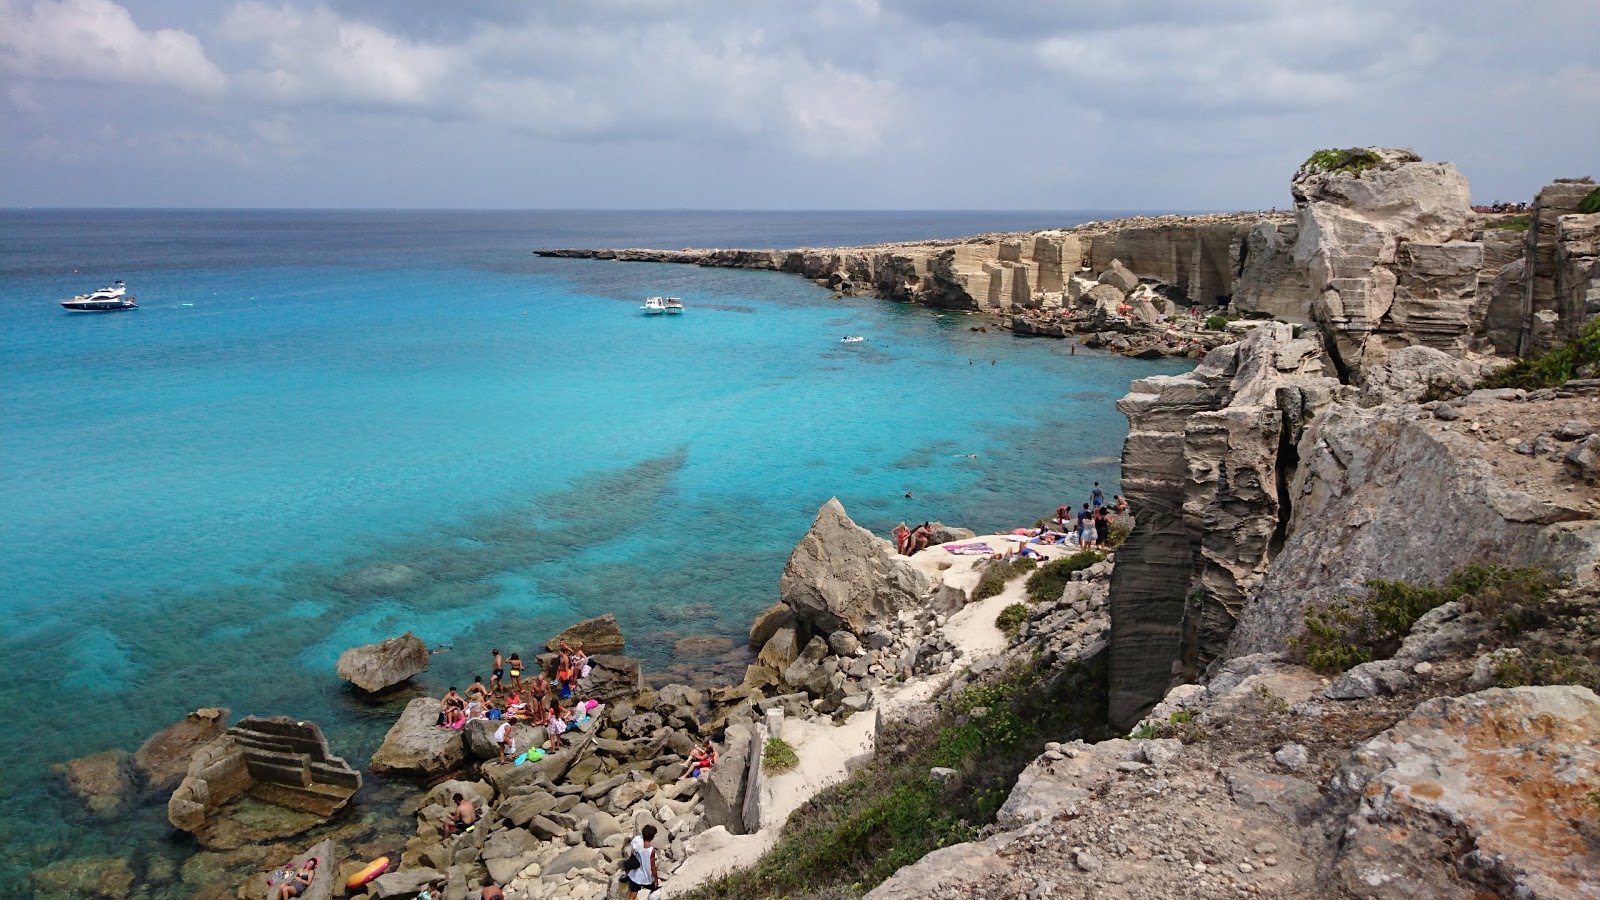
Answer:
[
  {"left": 688, "top": 742, "right": 718, "bottom": 777},
  {"left": 275, "top": 858, "right": 318, "bottom": 900},
  {"left": 465, "top": 676, "right": 490, "bottom": 703},
  {"left": 437, "top": 688, "right": 465, "bottom": 727}
]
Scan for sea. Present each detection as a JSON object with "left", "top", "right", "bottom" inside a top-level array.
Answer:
[{"left": 0, "top": 209, "right": 1189, "bottom": 890}]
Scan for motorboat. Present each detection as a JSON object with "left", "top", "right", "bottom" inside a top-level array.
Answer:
[
  {"left": 61, "top": 281, "right": 137, "bottom": 312},
  {"left": 840, "top": 335, "right": 865, "bottom": 343},
  {"left": 641, "top": 296, "right": 666, "bottom": 315},
  {"left": 663, "top": 297, "right": 684, "bottom": 315}
]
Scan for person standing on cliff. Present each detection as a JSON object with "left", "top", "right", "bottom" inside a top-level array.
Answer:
[
  {"left": 625, "top": 823, "right": 662, "bottom": 899},
  {"left": 1091, "top": 482, "right": 1104, "bottom": 508},
  {"left": 1076, "top": 504, "right": 1094, "bottom": 547}
]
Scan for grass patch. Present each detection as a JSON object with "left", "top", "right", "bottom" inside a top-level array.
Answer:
[
  {"left": 686, "top": 657, "right": 1110, "bottom": 900},
  {"left": 1484, "top": 214, "right": 1531, "bottom": 232},
  {"left": 996, "top": 602, "right": 1030, "bottom": 639},
  {"left": 1290, "top": 564, "right": 1561, "bottom": 673},
  {"left": 1478, "top": 316, "right": 1600, "bottom": 389},
  {"left": 763, "top": 736, "right": 799, "bottom": 773},
  {"left": 1107, "top": 520, "right": 1132, "bottom": 549},
  {"left": 1580, "top": 187, "right": 1600, "bottom": 215},
  {"left": 1024, "top": 551, "right": 1104, "bottom": 603},
  {"left": 972, "top": 556, "right": 1038, "bottom": 601},
  {"left": 1304, "top": 147, "right": 1382, "bottom": 175}
]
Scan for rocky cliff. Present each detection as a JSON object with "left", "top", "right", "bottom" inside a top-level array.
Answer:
[{"left": 1106, "top": 150, "right": 1600, "bottom": 729}]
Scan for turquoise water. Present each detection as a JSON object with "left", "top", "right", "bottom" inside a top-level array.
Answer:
[{"left": 0, "top": 210, "right": 1186, "bottom": 887}]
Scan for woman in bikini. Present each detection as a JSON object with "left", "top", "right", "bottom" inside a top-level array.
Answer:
[
  {"left": 507, "top": 653, "right": 523, "bottom": 692},
  {"left": 275, "top": 858, "right": 318, "bottom": 900}
]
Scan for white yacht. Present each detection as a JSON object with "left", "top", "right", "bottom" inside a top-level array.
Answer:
[
  {"left": 663, "top": 297, "right": 684, "bottom": 315},
  {"left": 61, "top": 281, "right": 137, "bottom": 312},
  {"left": 641, "top": 296, "right": 667, "bottom": 315}
]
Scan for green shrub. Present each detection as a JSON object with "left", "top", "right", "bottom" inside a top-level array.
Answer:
[
  {"left": 763, "top": 736, "right": 799, "bottom": 773},
  {"left": 1205, "top": 314, "right": 1236, "bottom": 331},
  {"left": 1304, "top": 147, "right": 1382, "bottom": 175},
  {"left": 996, "top": 602, "right": 1030, "bottom": 638},
  {"left": 1478, "top": 316, "right": 1600, "bottom": 390},
  {"left": 1024, "top": 551, "right": 1104, "bottom": 603},
  {"left": 1493, "top": 650, "right": 1600, "bottom": 693},
  {"left": 1107, "top": 520, "right": 1132, "bottom": 549},
  {"left": 1579, "top": 187, "right": 1600, "bottom": 215},
  {"left": 972, "top": 556, "right": 1038, "bottom": 601},
  {"left": 1290, "top": 564, "right": 1560, "bottom": 674},
  {"left": 1485, "top": 214, "right": 1531, "bottom": 232}
]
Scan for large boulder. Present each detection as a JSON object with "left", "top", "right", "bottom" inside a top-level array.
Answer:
[
  {"left": 1325, "top": 686, "right": 1600, "bottom": 899},
  {"left": 134, "top": 706, "right": 229, "bottom": 792},
  {"left": 1097, "top": 258, "right": 1140, "bottom": 292},
  {"left": 700, "top": 723, "right": 754, "bottom": 834},
  {"left": 335, "top": 632, "right": 429, "bottom": 693},
  {"left": 546, "top": 613, "right": 626, "bottom": 654},
  {"left": 580, "top": 654, "right": 644, "bottom": 703},
  {"left": 779, "top": 498, "right": 935, "bottom": 636},
  {"left": 747, "top": 602, "right": 796, "bottom": 649},
  {"left": 370, "top": 698, "right": 464, "bottom": 777}
]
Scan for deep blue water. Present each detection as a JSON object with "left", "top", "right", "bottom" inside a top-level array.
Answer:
[{"left": 0, "top": 210, "right": 1186, "bottom": 887}]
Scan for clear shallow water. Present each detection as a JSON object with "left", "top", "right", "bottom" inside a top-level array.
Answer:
[{"left": 0, "top": 210, "right": 1186, "bottom": 886}]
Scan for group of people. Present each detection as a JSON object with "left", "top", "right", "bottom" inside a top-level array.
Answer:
[
  {"left": 434, "top": 641, "right": 599, "bottom": 761},
  {"left": 1053, "top": 481, "right": 1128, "bottom": 551}
]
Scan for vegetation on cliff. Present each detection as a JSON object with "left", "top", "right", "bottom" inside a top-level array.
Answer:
[
  {"left": 1302, "top": 147, "right": 1383, "bottom": 175},
  {"left": 1580, "top": 187, "right": 1600, "bottom": 215},
  {"left": 1477, "top": 316, "right": 1600, "bottom": 389},
  {"left": 686, "top": 656, "right": 1110, "bottom": 900},
  {"left": 1290, "top": 564, "right": 1563, "bottom": 673},
  {"left": 1024, "top": 551, "right": 1103, "bottom": 603},
  {"left": 972, "top": 556, "right": 1038, "bottom": 601}
]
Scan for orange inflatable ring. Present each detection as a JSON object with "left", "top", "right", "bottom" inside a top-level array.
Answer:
[{"left": 345, "top": 857, "right": 389, "bottom": 890}]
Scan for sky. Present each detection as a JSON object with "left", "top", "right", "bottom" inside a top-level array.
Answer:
[{"left": 2, "top": 0, "right": 1597, "bottom": 210}]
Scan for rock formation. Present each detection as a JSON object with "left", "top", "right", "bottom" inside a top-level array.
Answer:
[
  {"left": 134, "top": 706, "right": 230, "bottom": 791},
  {"left": 1109, "top": 324, "right": 1339, "bottom": 726},
  {"left": 168, "top": 716, "right": 361, "bottom": 849},
  {"left": 336, "top": 632, "right": 429, "bottom": 693},
  {"left": 777, "top": 497, "right": 935, "bottom": 639},
  {"left": 1324, "top": 686, "right": 1600, "bottom": 899},
  {"left": 545, "top": 613, "right": 626, "bottom": 654},
  {"left": 370, "top": 697, "right": 465, "bottom": 777}
]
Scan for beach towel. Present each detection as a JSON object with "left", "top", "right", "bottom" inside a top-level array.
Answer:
[{"left": 942, "top": 541, "right": 994, "bottom": 555}]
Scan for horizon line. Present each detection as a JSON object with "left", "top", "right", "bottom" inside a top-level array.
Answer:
[{"left": 1, "top": 206, "right": 1227, "bottom": 215}]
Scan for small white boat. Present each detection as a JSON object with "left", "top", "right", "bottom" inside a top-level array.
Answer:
[
  {"left": 840, "top": 336, "right": 865, "bottom": 343},
  {"left": 641, "top": 296, "right": 666, "bottom": 315},
  {"left": 61, "top": 281, "right": 137, "bottom": 312},
  {"left": 663, "top": 297, "right": 684, "bottom": 315}
]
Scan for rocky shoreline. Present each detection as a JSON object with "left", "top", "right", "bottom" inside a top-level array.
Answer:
[{"left": 42, "top": 150, "right": 1600, "bottom": 900}]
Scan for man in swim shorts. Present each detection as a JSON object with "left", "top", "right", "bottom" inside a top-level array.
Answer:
[
  {"left": 491, "top": 649, "right": 504, "bottom": 693},
  {"left": 493, "top": 719, "right": 514, "bottom": 765},
  {"left": 449, "top": 792, "right": 477, "bottom": 835}
]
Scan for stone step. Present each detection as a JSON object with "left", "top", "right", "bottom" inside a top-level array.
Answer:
[{"left": 249, "top": 780, "right": 357, "bottom": 818}]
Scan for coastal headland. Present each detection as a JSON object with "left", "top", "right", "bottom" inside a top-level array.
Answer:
[{"left": 38, "top": 150, "right": 1600, "bottom": 900}]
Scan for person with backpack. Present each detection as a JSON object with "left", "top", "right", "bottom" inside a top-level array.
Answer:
[{"left": 624, "top": 823, "right": 661, "bottom": 898}]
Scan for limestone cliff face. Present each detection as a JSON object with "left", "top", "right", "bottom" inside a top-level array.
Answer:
[
  {"left": 1108, "top": 325, "right": 1339, "bottom": 726},
  {"left": 1226, "top": 397, "right": 1600, "bottom": 658},
  {"left": 1106, "top": 151, "right": 1600, "bottom": 728}
]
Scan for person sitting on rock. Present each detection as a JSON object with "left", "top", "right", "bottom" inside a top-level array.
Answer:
[
  {"left": 503, "top": 691, "right": 524, "bottom": 719},
  {"left": 688, "top": 741, "right": 718, "bottom": 777},
  {"left": 275, "top": 857, "right": 317, "bottom": 900},
  {"left": 466, "top": 676, "right": 490, "bottom": 704},
  {"left": 478, "top": 878, "right": 503, "bottom": 900},
  {"left": 437, "top": 688, "right": 465, "bottom": 728},
  {"left": 448, "top": 792, "right": 477, "bottom": 835}
]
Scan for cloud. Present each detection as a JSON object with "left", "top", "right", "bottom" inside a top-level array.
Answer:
[{"left": 0, "top": 0, "right": 225, "bottom": 94}]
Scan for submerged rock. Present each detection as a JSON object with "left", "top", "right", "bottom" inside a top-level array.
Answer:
[
  {"left": 31, "top": 856, "right": 136, "bottom": 899},
  {"left": 546, "top": 613, "right": 626, "bottom": 655},
  {"left": 135, "top": 706, "right": 230, "bottom": 792},
  {"left": 336, "top": 632, "right": 429, "bottom": 693},
  {"left": 54, "top": 750, "right": 133, "bottom": 817}
]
